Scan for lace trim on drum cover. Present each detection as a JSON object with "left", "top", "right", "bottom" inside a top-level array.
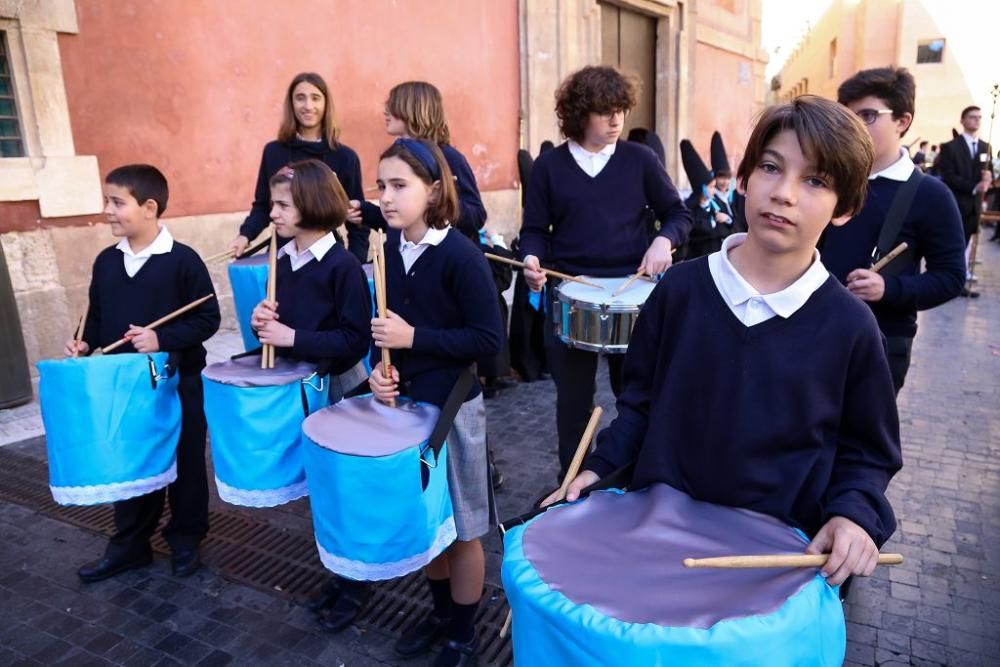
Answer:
[
  {"left": 50, "top": 461, "right": 177, "bottom": 506},
  {"left": 315, "top": 517, "right": 457, "bottom": 581},
  {"left": 214, "top": 476, "right": 308, "bottom": 508}
]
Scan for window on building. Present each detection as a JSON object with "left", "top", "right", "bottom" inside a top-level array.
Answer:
[
  {"left": 828, "top": 38, "right": 837, "bottom": 78},
  {"left": 0, "top": 31, "right": 25, "bottom": 157},
  {"left": 916, "top": 39, "right": 945, "bottom": 64}
]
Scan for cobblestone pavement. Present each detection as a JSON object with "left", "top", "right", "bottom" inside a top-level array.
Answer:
[{"left": 1, "top": 240, "right": 998, "bottom": 665}]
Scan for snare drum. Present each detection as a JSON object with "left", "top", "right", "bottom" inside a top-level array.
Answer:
[
  {"left": 203, "top": 355, "right": 330, "bottom": 507},
  {"left": 555, "top": 276, "right": 655, "bottom": 353},
  {"left": 227, "top": 254, "right": 268, "bottom": 351},
  {"left": 38, "top": 353, "right": 181, "bottom": 506},
  {"left": 501, "top": 484, "right": 845, "bottom": 666},
  {"left": 302, "top": 395, "right": 456, "bottom": 581}
]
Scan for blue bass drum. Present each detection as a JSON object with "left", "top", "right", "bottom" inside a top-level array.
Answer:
[
  {"left": 203, "top": 355, "right": 330, "bottom": 507},
  {"left": 38, "top": 353, "right": 181, "bottom": 505},
  {"left": 302, "top": 395, "right": 456, "bottom": 581},
  {"left": 501, "top": 484, "right": 846, "bottom": 666},
  {"left": 227, "top": 254, "right": 268, "bottom": 351}
]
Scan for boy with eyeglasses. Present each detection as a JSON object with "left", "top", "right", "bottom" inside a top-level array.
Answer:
[
  {"left": 820, "top": 66, "right": 965, "bottom": 393},
  {"left": 519, "top": 65, "right": 691, "bottom": 475}
]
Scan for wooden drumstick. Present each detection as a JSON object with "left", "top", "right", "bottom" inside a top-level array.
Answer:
[
  {"left": 205, "top": 230, "right": 273, "bottom": 263},
  {"left": 483, "top": 253, "right": 604, "bottom": 289},
  {"left": 682, "top": 553, "right": 904, "bottom": 569},
  {"left": 871, "top": 242, "right": 908, "bottom": 274},
  {"left": 556, "top": 406, "right": 604, "bottom": 502},
  {"left": 373, "top": 230, "right": 395, "bottom": 407},
  {"left": 72, "top": 304, "right": 89, "bottom": 358},
  {"left": 611, "top": 272, "right": 647, "bottom": 297},
  {"left": 100, "top": 295, "right": 216, "bottom": 354},
  {"left": 261, "top": 225, "right": 278, "bottom": 369},
  {"left": 501, "top": 406, "right": 604, "bottom": 638}
]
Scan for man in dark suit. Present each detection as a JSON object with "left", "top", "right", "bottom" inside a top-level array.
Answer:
[{"left": 937, "top": 106, "right": 993, "bottom": 297}]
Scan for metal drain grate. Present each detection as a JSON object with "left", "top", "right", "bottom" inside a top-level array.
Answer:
[{"left": 0, "top": 447, "right": 513, "bottom": 666}]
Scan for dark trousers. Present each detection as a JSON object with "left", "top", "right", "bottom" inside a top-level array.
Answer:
[
  {"left": 885, "top": 335, "right": 914, "bottom": 397},
  {"left": 544, "top": 282, "right": 625, "bottom": 473},
  {"left": 106, "top": 374, "right": 209, "bottom": 559}
]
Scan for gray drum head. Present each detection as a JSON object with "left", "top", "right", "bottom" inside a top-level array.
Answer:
[
  {"left": 302, "top": 395, "right": 440, "bottom": 457},
  {"left": 202, "top": 355, "right": 318, "bottom": 387},
  {"left": 232, "top": 254, "right": 269, "bottom": 267},
  {"left": 523, "top": 484, "right": 820, "bottom": 628}
]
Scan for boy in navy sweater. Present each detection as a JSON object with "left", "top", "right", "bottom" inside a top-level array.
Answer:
[
  {"left": 821, "top": 67, "right": 965, "bottom": 393},
  {"left": 66, "top": 165, "right": 220, "bottom": 582},
  {"left": 555, "top": 97, "right": 903, "bottom": 587},
  {"left": 520, "top": 65, "right": 691, "bottom": 475}
]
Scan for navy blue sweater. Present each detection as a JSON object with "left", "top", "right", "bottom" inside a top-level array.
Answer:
[
  {"left": 820, "top": 174, "right": 966, "bottom": 338},
  {"left": 362, "top": 143, "right": 487, "bottom": 242},
  {"left": 378, "top": 228, "right": 502, "bottom": 408},
  {"left": 82, "top": 242, "right": 221, "bottom": 376},
  {"left": 239, "top": 138, "right": 370, "bottom": 263},
  {"left": 519, "top": 141, "right": 691, "bottom": 276},
  {"left": 586, "top": 258, "right": 902, "bottom": 546},
  {"left": 272, "top": 242, "right": 372, "bottom": 372}
]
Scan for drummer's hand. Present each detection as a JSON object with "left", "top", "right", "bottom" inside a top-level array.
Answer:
[
  {"left": 347, "top": 200, "right": 364, "bottom": 225},
  {"left": 258, "top": 320, "right": 295, "bottom": 347},
  {"left": 230, "top": 235, "right": 250, "bottom": 256},
  {"left": 64, "top": 339, "right": 90, "bottom": 357},
  {"left": 372, "top": 310, "right": 415, "bottom": 350},
  {"left": 806, "top": 516, "right": 879, "bottom": 586},
  {"left": 125, "top": 325, "right": 159, "bottom": 353},
  {"left": 714, "top": 212, "right": 732, "bottom": 225},
  {"left": 639, "top": 236, "right": 673, "bottom": 276},
  {"left": 251, "top": 300, "right": 278, "bottom": 330},
  {"left": 845, "top": 269, "right": 885, "bottom": 302},
  {"left": 540, "top": 470, "right": 600, "bottom": 507},
  {"left": 369, "top": 362, "right": 400, "bottom": 403},
  {"left": 523, "top": 255, "right": 547, "bottom": 292}
]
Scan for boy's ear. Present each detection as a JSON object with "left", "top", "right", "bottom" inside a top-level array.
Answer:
[
  {"left": 735, "top": 178, "right": 747, "bottom": 196},
  {"left": 141, "top": 198, "right": 159, "bottom": 219},
  {"left": 829, "top": 211, "right": 852, "bottom": 228},
  {"left": 895, "top": 112, "right": 913, "bottom": 137}
]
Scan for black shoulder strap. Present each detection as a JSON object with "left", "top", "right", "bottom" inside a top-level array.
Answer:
[
  {"left": 426, "top": 365, "right": 476, "bottom": 460},
  {"left": 873, "top": 169, "right": 923, "bottom": 266}
]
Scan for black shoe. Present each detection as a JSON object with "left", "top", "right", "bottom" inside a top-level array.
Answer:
[
  {"left": 394, "top": 614, "right": 450, "bottom": 658},
  {"left": 78, "top": 552, "right": 152, "bottom": 583},
  {"left": 432, "top": 632, "right": 479, "bottom": 667},
  {"left": 959, "top": 287, "right": 981, "bottom": 298},
  {"left": 306, "top": 579, "right": 341, "bottom": 613},
  {"left": 171, "top": 548, "right": 201, "bottom": 578},
  {"left": 488, "top": 449, "right": 504, "bottom": 491},
  {"left": 318, "top": 583, "right": 371, "bottom": 633}
]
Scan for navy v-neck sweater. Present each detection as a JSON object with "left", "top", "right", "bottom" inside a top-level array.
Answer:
[
  {"left": 587, "top": 258, "right": 902, "bottom": 546},
  {"left": 82, "top": 243, "right": 221, "bottom": 376},
  {"left": 273, "top": 243, "right": 372, "bottom": 372},
  {"left": 519, "top": 141, "right": 692, "bottom": 276},
  {"left": 239, "top": 138, "right": 370, "bottom": 263},
  {"left": 377, "top": 228, "right": 502, "bottom": 408},
  {"left": 820, "top": 174, "right": 966, "bottom": 338}
]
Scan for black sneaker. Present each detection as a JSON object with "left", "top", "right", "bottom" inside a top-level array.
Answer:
[{"left": 432, "top": 631, "right": 479, "bottom": 667}]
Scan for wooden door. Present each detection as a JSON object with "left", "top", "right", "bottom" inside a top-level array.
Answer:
[{"left": 600, "top": 3, "right": 656, "bottom": 135}]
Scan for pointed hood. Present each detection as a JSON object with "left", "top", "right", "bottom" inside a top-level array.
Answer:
[
  {"left": 710, "top": 131, "right": 731, "bottom": 175},
  {"left": 680, "top": 139, "right": 712, "bottom": 190}
]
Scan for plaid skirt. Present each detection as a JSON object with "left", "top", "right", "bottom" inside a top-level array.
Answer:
[{"left": 447, "top": 395, "right": 498, "bottom": 541}]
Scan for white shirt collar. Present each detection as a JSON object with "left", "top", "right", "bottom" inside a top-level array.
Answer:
[
  {"left": 568, "top": 140, "right": 616, "bottom": 161},
  {"left": 870, "top": 147, "right": 914, "bottom": 182},
  {"left": 962, "top": 132, "right": 978, "bottom": 144},
  {"left": 279, "top": 232, "right": 336, "bottom": 270},
  {"left": 399, "top": 225, "right": 450, "bottom": 251},
  {"left": 708, "top": 233, "right": 828, "bottom": 319},
  {"left": 116, "top": 224, "right": 174, "bottom": 258}
]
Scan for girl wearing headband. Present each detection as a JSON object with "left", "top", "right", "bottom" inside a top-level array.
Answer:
[{"left": 366, "top": 138, "right": 502, "bottom": 666}]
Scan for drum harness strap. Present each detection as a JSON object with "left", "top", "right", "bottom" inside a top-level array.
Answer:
[
  {"left": 148, "top": 352, "right": 181, "bottom": 389},
  {"left": 419, "top": 365, "right": 476, "bottom": 491}
]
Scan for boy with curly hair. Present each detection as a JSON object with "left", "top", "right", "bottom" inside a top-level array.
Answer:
[{"left": 519, "top": 65, "right": 691, "bottom": 475}]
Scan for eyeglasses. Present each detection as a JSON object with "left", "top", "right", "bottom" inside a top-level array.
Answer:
[
  {"left": 598, "top": 109, "right": 630, "bottom": 120},
  {"left": 854, "top": 108, "right": 894, "bottom": 125}
]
